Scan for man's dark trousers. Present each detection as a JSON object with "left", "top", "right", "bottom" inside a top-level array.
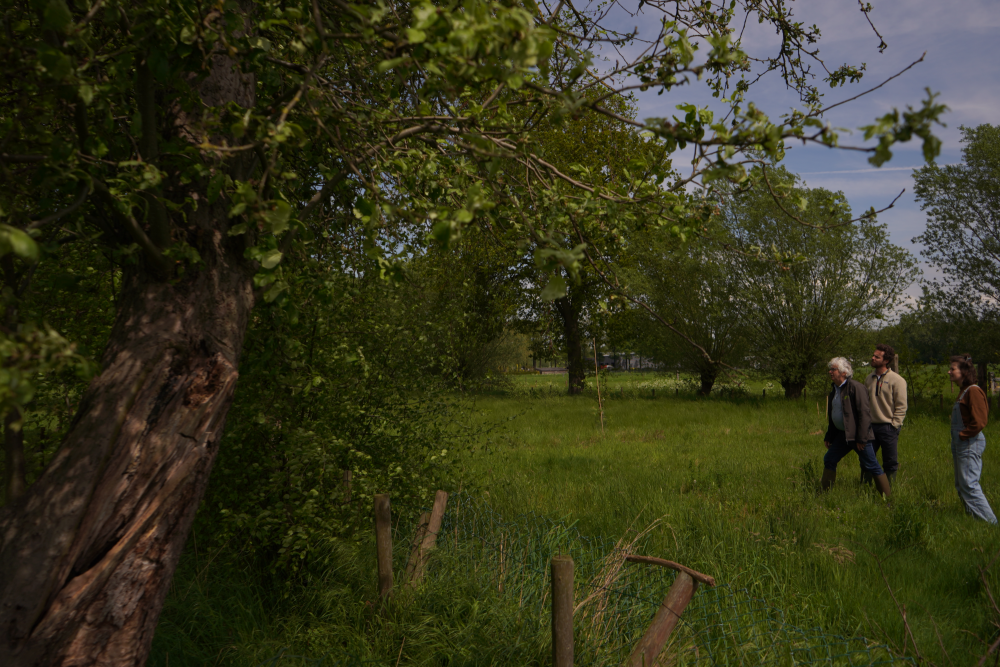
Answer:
[{"left": 862, "top": 423, "right": 898, "bottom": 484}]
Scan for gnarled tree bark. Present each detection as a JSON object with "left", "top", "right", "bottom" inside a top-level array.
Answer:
[{"left": 0, "top": 47, "right": 256, "bottom": 666}]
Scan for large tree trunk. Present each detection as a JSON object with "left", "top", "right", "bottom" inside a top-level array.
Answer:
[
  {"left": 698, "top": 368, "right": 717, "bottom": 396},
  {"left": 0, "top": 48, "right": 256, "bottom": 666},
  {"left": 554, "top": 292, "right": 585, "bottom": 395},
  {"left": 0, "top": 245, "right": 254, "bottom": 666},
  {"left": 781, "top": 377, "right": 807, "bottom": 399}
]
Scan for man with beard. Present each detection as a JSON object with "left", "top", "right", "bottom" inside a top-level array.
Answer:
[{"left": 863, "top": 344, "right": 908, "bottom": 487}]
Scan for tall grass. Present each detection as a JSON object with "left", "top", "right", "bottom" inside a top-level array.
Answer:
[
  {"left": 463, "top": 374, "right": 1000, "bottom": 664},
  {"left": 150, "top": 374, "right": 1000, "bottom": 665}
]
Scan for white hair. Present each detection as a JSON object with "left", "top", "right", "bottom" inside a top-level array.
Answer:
[{"left": 828, "top": 357, "right": 853, "bottom": 378}]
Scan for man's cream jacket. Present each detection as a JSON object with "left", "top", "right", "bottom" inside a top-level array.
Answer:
[{"left": 864, "top": 368, "right": 908, "bottom": 429}]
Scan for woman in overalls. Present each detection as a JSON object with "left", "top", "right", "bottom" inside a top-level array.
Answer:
[{"left": 947, "top": 355, "right": 997, "bottom": 524}]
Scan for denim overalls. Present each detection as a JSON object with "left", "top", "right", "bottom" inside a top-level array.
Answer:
[{"left": 951, "top": 386, "right": 997, "bottom": 524}]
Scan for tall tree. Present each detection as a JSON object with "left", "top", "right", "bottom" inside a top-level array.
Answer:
[
  {"left": 725, "top": 169, "right": 918, "bottom": 397},
  {"left": 0, "top": 0, "right": 943, "bottom": 663},
  {"left": 914, "top": 124, "right": 1000, "bottom": 312},
  {"left": 913, "top": 124, "right": 1000, "bottom": 376},
  {"left": 626, "top": 227, "right": 750, "bottom": 395}
]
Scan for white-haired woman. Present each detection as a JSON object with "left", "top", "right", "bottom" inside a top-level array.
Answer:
[{"left": 821, "top": 357, "right": 892, "bottom": 498}]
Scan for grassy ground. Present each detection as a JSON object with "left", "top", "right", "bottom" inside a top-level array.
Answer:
[
  {"left": 150, "top": 372, "right": 1000, "bottom": 665},
  {"left": 462, "top": 372, "right": 1000, "bottom": 665}
]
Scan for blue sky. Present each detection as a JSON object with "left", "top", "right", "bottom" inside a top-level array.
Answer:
[{"left": 590, "top": 0, "right": 1000, "bottom": 296}]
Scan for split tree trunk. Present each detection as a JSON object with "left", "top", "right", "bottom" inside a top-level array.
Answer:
[
  {"left": 0, "top": 46, "right": 256, "bottom": 666},
  {"left": 0, "top": 238, "right": 254, "bottom": 667}
]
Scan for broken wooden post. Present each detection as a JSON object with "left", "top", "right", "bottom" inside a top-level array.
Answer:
[
  {"left": 405, "top": 490, "right": 448, "bottom": 586},
  {"left": 623, "top": 555, "right": 715, "bottom": 667},
  {"left": 552, "top": 555, "right": 574, "bottom": 667},
  {"left": 374, "top": 493, "right": 393, "bottom": 598}
]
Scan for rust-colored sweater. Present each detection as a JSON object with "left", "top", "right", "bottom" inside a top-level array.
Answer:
[{"left": 958, "top": 385, "right": 990, "bottom": 439}]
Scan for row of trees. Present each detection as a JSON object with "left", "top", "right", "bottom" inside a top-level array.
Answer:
[
  {"left": 617, "top": 167, "right": 917, "bottom": 397},
  {"left": 510, "top": 167, "right": 916, "bottom": 398},
  {"left": 526, "top": 124, "right": 1000, "bottom": 399}
]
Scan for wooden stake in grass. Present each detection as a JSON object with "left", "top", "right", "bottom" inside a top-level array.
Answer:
[
  {"left": 623, "top": 555, "right": 714, "bottom": 667},
  {"left": 552, "top": 556, "right": 574, "bottom": 667},
  {"left": 593, "top": 338, "right": 605, "bottom": 437},
  {"left": 374, "top": 493, "right": 393, "bottom": 599},
  {"left": 405, "top": 490, "right": 448, "bottom": 587},
  {"left": 626, "top": 572, "right": 697, "bottom": 667}
]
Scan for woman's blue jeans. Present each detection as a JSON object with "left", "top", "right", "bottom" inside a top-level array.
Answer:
[{"left": 951, "top": 433, "right": 998, "bottom": 524}]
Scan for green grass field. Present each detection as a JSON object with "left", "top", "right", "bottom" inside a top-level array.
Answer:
[
  {"left": 462, "top": 373, "right": 1000, "bottom": 664},
  {"left": 150, "top": 372, "right": 1000, "bottom": 665}
]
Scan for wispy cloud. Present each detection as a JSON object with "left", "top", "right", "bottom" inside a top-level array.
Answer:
[{"left": 798, "top": 167, "right": 925, "bottom": 175}]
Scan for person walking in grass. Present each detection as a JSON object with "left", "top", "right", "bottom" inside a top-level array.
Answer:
[
  {"left": 863, "top": 344, "right": 908, "bottom": 487},
  {"left": 821, "top": 357, "right": 892, "bottom": 499},
  {"left": 947, "top": 355, "right": 997, "bottom": 524}
]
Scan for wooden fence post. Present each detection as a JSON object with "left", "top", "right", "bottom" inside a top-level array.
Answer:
[
  {"left": 374, "top": 493, "right": 393, "bottom": 599},
  {"left": 626, "top": 573, "right": 697, "bottom": 667},
  {"left": 405, "top": 490, "right": 449, "bottom": 586},
  {"left": 622, "top": 555, "right": 715, "bottom": 667},
  {"left": 552, "top": 555, "right": 574, "bottom": 667}
]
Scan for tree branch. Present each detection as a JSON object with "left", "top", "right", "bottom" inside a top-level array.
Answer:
[
  {"left": 91, "top": 179, "right": 172, "bottom": 276},
  {"left": 27, "top": 180, "right": 91, "bottom": 231}
]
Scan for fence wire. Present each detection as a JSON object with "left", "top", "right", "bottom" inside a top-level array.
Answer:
[{"left": 424, "top": 494, "right": 911, "bottom": 667}]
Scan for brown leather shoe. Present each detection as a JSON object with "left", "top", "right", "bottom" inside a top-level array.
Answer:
[{"left": 821, "top": 468, "right": 836, "bottom": 491}]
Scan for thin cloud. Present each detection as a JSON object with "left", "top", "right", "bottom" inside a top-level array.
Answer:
[{"left": 798, "top": 165, "right": 955, "bottom": 175}]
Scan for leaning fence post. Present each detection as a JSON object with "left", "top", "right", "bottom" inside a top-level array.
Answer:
[
  {"left": 374, "top": 493, "right": 393, "bottom": 598},
  {"left": 623, "top": 555, "right": 715, "bottom": 667},
  {"left": 552, "top": 555, "right": 574, "bottom": 667},
  {"left": 405, "top": 490, "right": 448, "bottom": 586},
  {"left": 626, "top": 572, "right": 697, "bottom": 667}
]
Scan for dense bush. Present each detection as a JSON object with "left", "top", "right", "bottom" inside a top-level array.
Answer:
[{"left": 200, "top": 258, "right": 475, "bottom": 571}]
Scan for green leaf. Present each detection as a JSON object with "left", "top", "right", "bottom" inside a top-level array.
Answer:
[
  {"left": 405, "top": 28, "right": 426, "bottom": 44},
  {"left": 260, "top": 248, "right": 283, "bottom": 269},
  {"left": 540, "top": 274, "right": 567, "bottom": 301},
  {"left": 0, "top": 225, "right": 39, "bottom": 261},
  {"left": 78, "top": 84, "right": 94, "bottom": 105},
  {"left": 42, "top": 0, "right": 73, "bottom": 32},
  {"left": 37, "top": 45, "right": 72, "bottom": 79},
  {"left": 264, "top": 280, "right": 288, "bottom": 302},
  {"left": 261, "top": 200, "right": 291, "bottom": 234}
]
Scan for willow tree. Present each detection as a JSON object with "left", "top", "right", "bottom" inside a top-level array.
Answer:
[
  {"left": 725, "top": 168, "right": 919, "bottom": 397},
  {"left": 0, "top": 0, "right": 943, "bottom": 663}
]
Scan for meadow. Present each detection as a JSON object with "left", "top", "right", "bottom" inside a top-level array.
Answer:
[{"left": 150, "top": 371, "right": 1000, "bottom": 666}]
